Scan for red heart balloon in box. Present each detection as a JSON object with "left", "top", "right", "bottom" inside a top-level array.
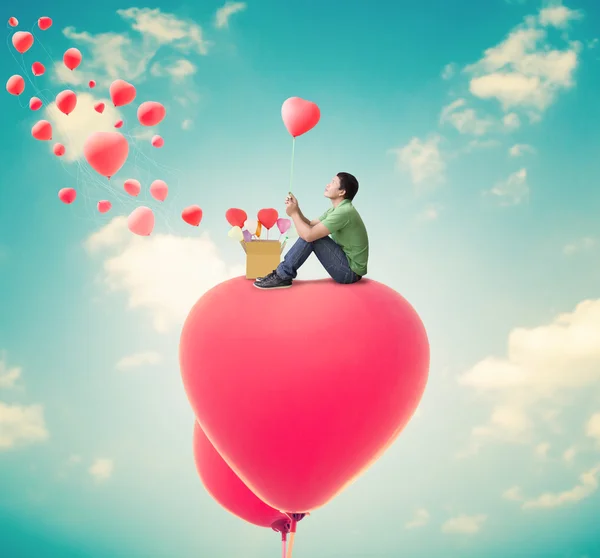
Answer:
[
  {"left": 179, "top": 277, "right": 429, "bottom": 513},
  {"left": 257, "top": 208, "right": 279, "bottom": 230},
  {"left": 225, "top": 208, "right": 247, "bottom": 229}
]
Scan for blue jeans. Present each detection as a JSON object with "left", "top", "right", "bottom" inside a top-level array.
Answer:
[{"left": 276, "top": 237, "right": 362, "bottom": 284}]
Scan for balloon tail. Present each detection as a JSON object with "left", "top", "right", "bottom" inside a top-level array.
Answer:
[
  {"left": 282, "top": 539, "right": 286, "bottom": 558},
  {"left": 289, "top": 136, "right": 296, "bottom": 192}
]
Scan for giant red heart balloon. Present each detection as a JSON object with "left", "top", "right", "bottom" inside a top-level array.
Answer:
[
  {"left": 179, "top": 277, "right": 429, "bottom": 513},
  {"left": 193, "top": 421, "right": 290, "bottom": 529},
  {"left": 281, "top": 97, "right": 321, "bottom": 138},
  {"left": 257, "top": 208, "right": 279, "bottom": 230}
]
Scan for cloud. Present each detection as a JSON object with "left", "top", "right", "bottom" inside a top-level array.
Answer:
[
  {"left": 390, "top": 135, "right": 445, "bottom": 190},
  {"left": 440, "top": 99, "right": 495, "bottom": 136},
  {"left": 503, "top": 112, "right": 521, "bottom": 130},
  {"left": 465, "top": 13, "right": 582, "bottom": 114},
  {"left": 441, "top": 514, "right": 486, "bottom": 534},
  {"left": 441, "top": 63, "right": 457, "bottom": 80},
  {"left": 215, "top": 2, "right": 247, "bottom": 29},
  {"left": 563, "top": 446, "right": 576, "bottom": 463},
  {"left": 538, "top": 4, "right": 583, "bottom": 29},
  {"left": 68, "top": 454, "right": 82, "bottom": 465},
  {"left": 521, "top": 466, "right": 600, "bottom": 509},
  {"left": 503, "top": 486, "right": 523, "bottom": 501},
  {"left": 586, "top": 412, "right": 600, "bottom": 445},
  {"left": 0, "top": 352, "right": 21, "bottom": 389},
  {"left": 44, "top": 92, "right": 122, "bottom": 162},
  {"left": 405, "top": 508, "right": 430, "bottom": 529},
  {"left": 116, "top": 351, "right": 162, "bottom": 371},
  {"left": 458, "top": 299, "right": 600, "bottom": 452},
  {"left": 150, "top": 59, "right": 197, "bottom": 82},
  {"left": 89, "top": 458, "right": 114, "bottom": 481},
  {"left": 0, "top": 403, "right": 49, "bottom": 450},
  {"left": 488, "top": 168, "right": 529, "bottom": 205},
  {"left": 534, "top": 442, "right": 550, "bottom": 458},
  {"left": 416, "top": 206, "right": 441, "bottom": 222},
  {"left": 509, "top": 143, "right": 535, "bottom": 156},
  {"left": 563, "top": 237, "right": 596, "bottom": 256},
  {"left": 182, "top": 119, "right": 193, "bottom": 130},
  {"left": 85, "top": 217, "right": 245, "bottom": 332}
]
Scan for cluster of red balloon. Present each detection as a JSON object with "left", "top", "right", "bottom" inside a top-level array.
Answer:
[
  {"left": 225, "top": 207, "right": 291, "bottom": 242},
  {"left": 6, "top": 16, "right": 202, "bottom": 237}
]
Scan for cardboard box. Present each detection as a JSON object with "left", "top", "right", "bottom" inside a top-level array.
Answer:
[{"left": 241, "top": 240, "right": 284, "bottom": 279}]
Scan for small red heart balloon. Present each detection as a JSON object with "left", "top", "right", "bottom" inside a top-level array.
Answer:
[
  {"left": 182, "top": 205, "right": 203, "bottom": 227},
  {"left": 257, "top": 208, "right": 279, "bottom": 230},
  {"left": 225, "top": 208, "right": 247, "bottom": 229}
]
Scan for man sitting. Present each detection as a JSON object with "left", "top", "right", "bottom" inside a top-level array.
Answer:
[{"left": 255, "top": 172, "right": 368, "bottom": 289}]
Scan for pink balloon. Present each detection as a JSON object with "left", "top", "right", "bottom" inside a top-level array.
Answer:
[
  {"left": 94, "top": 102, "right": 105, "bottom": 114},
  {"left": 6, "top": 75, "right": 25, "bottom": 96},
  {"left": 137, "top": 101, "right": 166, "bottom": 127},
  {"left": 281, "top": 97, "right": 321, "bottom": 138},
  {"left": 179, "top": 278, "right": 429, "bottom": 513},
  {"left": 97, "top": 200, "right": 112, "bottom": 214},
  {"left": 114, "top": 119, "right": 123, "bottom": 128},
  {"left": 29, "top": 97, "right": 42, "bottom": 111},
  {"left": 63, "top": 48, "right": 82, "bottom": 71},
  {"left": 193, "top": 421, "right": 290, "bottom": 529},
  {"left": 32, "top": 120, "right": 52, "bottom": 141},
  {"left": 56, "top": 90, "right": 77, "bottom": 116},
  {"left": 83, "top": 132, "right": 129, "bottom": 179},
  {"left": 53, "top": 143, "right": 65, "bottom": 157},
  {"left": 38, "top": 17, "right": 52, "bottom": 30},
  {"left": 151, "top": 135, "right": 164, "bottom": 148},
  {"left": 110, "top": 79, "right": 136, "bottom": 107},
  {"left": 89, "top": 80, "right": 96, "bottom": 89},
  {"left": 12, "top": 32, "right": 33, "bottom": 54},
  {"left": 149, "top": 179, "right": 168, "bottom": 201},
  {"left": 8, "top": 17, "right": 18, "bottom": 27},
  {"left": 32, "top": 62, "right": 45, "bottom": 76},
  {"left": 128, "top": 206, "right": 154, "bottom": 236},
  {"left": 58, "top": 188, "right": 76, "bottom": 204},
  {"left": 276, "top": 218, "right": 291, "bottom": 234},
  {"left": 123, "top": 179, "right": 141, "bottom": 197}
]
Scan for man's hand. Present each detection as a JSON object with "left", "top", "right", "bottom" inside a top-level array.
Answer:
[{"left": 285, "top": 192, "right": 299, "bottom": 216}]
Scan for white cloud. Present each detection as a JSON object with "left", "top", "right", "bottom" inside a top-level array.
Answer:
[
  {"left": 488, "top": 168, "right": 529, "bottom": 205},
  {"left": 89, "top": 458, "right": 114, "bottom": 481},
  {"left": 85, "top": 217, "right": 245, "bottom": 332},
  {"left": 465, "top": 16, "right": 581, "bottom": 113},
  {"left": 405, "top": 508, "right": 430, "bottom": 529},
  {"left": 563, "top": 446, "right": 576, "bottom": 463},
  {"left": 440, "top": 99, "right": 495, "bottom": 136},
  {"left": 458, "top": 299, "right": 600, "bottom": 452},
  {"left": 116, "top": 351, "right": 162, "bottom": 371},
  {"left": 521, "top": 466, "right": 600, "bottom": 509},
  {"left": 563, "top": 237, "right": 596, "bottom": 256},
  {"left": 586, "top": 413, "right": 600, "bottom": 445},
  {"left": 390, "top": 135, "right": 445, "bottom": 190},
  {"left": 441, "top": 63, "right": 457, "bottom": 80},
  {"left": 503, "top": 486, "right": 523, "bottom": 501},
  {"left": 150, "top": 59, "right": 197, "bottom": 82},
  {"left": 534, "top": 442, "right": 550, "bottom": 458},
  {"left": 416, "top": 206, "right": 441, "bottom": 222},
  {"left": 44, "top": 92, "right": 122, "bottom": 162},
  {"left": 215, "top": 2, "right": 247, "bottom": 29},
  {"left": 0, "top": 403, "right": 48, "bottom": 449},
  {"left": 68, "top": 454, "right": 82, "bottom": 465},
  {"left": 538, "top": 5, "right": 583, "bottom": 29},
  {"left": 588, "top": 38, "right": 599, "bottom": 49},
  {"left": 503, "top": 112, "right": 521, "bottom": 130},
  {"left": 0, "top": 352, "right": 21, "bottom": 389},
  {"left": 509, "top": 143, "right": 535, "bottom": 156},
  {"left": 441, "top": 514, "right": 486, "bottom": 534},
  {"left": 117, "top": 8, "right": 211, "bottom": 54},
  {"left": 182, "top": 119, "right": 193, "bottom": 130}
]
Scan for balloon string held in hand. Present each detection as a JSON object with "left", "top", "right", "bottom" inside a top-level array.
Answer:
[{"left": 289, "top": 136, "right": 296, "bottom": 193}]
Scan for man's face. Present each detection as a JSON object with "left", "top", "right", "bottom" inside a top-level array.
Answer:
[{"left": 324, "top": 176, "right": 344, "bottom": 199}]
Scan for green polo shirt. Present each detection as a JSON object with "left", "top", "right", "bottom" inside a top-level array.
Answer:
[{"left": 319, "top": 199, "right": 369, "bottom": 276}]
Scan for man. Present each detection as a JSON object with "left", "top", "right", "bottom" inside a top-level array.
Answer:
[{"left": 254, "top": 171, "right": 368, "bottom": 289}]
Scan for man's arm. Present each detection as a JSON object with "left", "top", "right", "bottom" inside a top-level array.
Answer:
[{"left": 290, "top": 212, "right": 330, "bottom": 242}]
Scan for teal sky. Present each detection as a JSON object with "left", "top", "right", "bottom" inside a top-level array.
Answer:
[{"left": 2, "top": 0, "right": 600, "bottom": 556}]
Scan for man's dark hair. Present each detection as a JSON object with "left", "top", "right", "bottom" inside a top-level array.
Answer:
[{"left": 337, "top": 172, "right": 359, "bottom": 201}]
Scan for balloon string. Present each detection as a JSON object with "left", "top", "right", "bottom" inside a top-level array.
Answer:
[
  {"left": 282, "top": 539, "right": 286, "bottom": 558},
  {"left": 289, "top": 137, "right": 296, "bottom": 193},
  {"left": 285, "top": 532, "right": 295, "bottom": 558}
]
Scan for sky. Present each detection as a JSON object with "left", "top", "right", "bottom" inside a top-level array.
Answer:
[{"left": 1, "top": 0, "right": 600, "bottom": 556}]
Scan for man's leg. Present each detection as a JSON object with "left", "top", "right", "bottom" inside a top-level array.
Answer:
[
  {"left": 253, "top": 238, "right": 314, "bottom": 289},
  {"left": 311, "top": 237, "right": 361, "bottom": 284}
]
